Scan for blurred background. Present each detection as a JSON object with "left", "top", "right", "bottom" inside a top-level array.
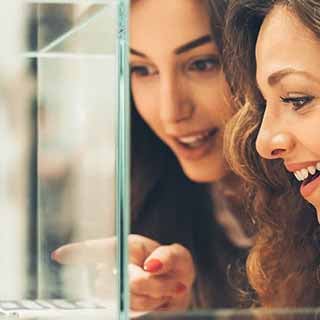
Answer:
[{"left": 0, "top": 1, "right": 117, "bottom": 301}]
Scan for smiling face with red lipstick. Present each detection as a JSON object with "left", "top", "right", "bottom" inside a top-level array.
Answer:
[
  {"left": 254, "top": 5, "right": 320, "bottom": 217},
  {"left": 224, "top": 0, "right": 320, "bottom": 308},
  {"left": 130, "top": 0, "right": 232, "bottom": 183}
]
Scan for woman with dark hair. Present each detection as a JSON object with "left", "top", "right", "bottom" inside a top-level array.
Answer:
[
  {"left": 129, "top": 0, "right": 253, "bottom": 310},
  {"left": 224, "top": 0, "right": 320, "bottom": 307},
  {"left": 53, "top": 0, "right": 253, "bottom": 312}
]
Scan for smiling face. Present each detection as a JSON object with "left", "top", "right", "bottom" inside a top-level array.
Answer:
[
  {"left": 130, "top": 0, "right": 232, "bottom": 183},
  {"left": 255, "top": 5, "right": 320, "bottom": 215}
]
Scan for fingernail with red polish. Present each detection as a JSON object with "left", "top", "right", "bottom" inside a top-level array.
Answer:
[
  {"left": 176, "top": 283, "right": 187, "bottom": 294},
  {"left": 143, "top": 259, "right": 163, "bottom": 272}
]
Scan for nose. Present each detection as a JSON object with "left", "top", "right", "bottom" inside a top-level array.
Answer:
[
  {"left": 256, "top": 109, "right": 296, "bottom": 160},
  {"left": 159, "top": 73, "right": 194, "bottom": 124}
]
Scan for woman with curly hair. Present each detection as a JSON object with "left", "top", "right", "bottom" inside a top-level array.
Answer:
[{"left": 224, "top": 0, "right": 320, "bottom": 307}]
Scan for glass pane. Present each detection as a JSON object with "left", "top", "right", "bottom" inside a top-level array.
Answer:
[
  {"left": 0, "top": 0, "right": 128, "bottom": 318},
  {"left": 35, "top": 2, "right": 117, "bottom": 54}
]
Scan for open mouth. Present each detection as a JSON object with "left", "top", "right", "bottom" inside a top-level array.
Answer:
[
  {"left": 302, "top": 170, "right": 320, "bottom": 186},
  {"left": 293, "top": 162, "right": 320, "bottom": 185},
  {"left": 292, "top": 162, "right": 320, "bottom": 197},
  {"left": 176, "top": 128, "right": 218, "bottom": 149}
]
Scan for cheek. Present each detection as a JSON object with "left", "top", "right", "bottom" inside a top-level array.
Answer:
[
  {"left": 296, "top": 113, "right": 320, "bottom": 157},
  {"left": 305, "top": 127, "right": 320, "bottom": 156},
  {"left": 197, "top": 76, "right": 233, "bottom": 122},
  {"left": 131, "top": 82, "right": 162, "bottom": 134},
  {"left": 212, "top": 75, "right": 233, "bottom": 121}
]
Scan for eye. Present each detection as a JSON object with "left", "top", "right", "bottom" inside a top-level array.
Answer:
[
  {"left": 130, "top": 65, "right": 157, "bottom": 77},
  {"left": 188, "top": 56, "right": 220, "bottom": 72},
  {"left": 280, "top": 95, "right": 315, "bottom": 111}
]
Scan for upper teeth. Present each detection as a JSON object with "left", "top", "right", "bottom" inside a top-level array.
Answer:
[
  {"left": 177, "top": 131, "right": 210, "bottom": 145},
  {"left": 293, "top": 162, "right": 320, "bottom": 181}
]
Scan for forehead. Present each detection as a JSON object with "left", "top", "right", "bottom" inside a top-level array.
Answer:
[
  {"left": 130, "top": 0, "right": 211, "bottom": 52},
  {"left": 255, "top": 5, "right": 320, "bottom": 79}
]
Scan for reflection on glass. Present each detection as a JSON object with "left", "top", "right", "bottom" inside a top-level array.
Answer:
[{"left": 34, "top": 1, "right": 117, "bottom": 301}]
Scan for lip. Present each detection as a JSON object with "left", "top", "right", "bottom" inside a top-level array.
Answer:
[
  {"left": 169, "top": 128, "right": 215, "bottom": 139},
  {"left": 170, "top": 127, "right": 219, "bottom": 161},
  {"left": 300, "top": 174, "right": 320, "bottom": 198},
  {"left": 284, "top": 161, "right": 320, "bottom": 172}
]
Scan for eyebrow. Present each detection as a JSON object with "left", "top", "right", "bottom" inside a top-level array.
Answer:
[
  {"left": 268, "top": 68, "right": 320, "bottom": 86},
  {"left": 130, "top": 34, "right": 213, "bottom": 58},
  {"left": 130, "top": 48, "right": 146, "bottom": 57},
  {"left": 175, "top": 34, "right": 212, "bottom": 54}
]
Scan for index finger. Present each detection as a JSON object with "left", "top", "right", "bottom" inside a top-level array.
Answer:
[
  {"left": 52, "top": 238, "right": 116, "bottom": 265},
  {"left": 52, "top": 234, "right": 161, "bottom": 266}
]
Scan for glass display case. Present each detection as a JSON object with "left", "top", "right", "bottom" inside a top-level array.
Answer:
[{"left": 0, "top": 0, "right": 129, "bottom": 318}]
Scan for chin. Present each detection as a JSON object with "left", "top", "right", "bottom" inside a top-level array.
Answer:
[{"left": 180, "top": 161, "right": 229, "bottom": 183}]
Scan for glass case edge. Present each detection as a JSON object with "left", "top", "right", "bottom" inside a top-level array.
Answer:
[{"left": 116, "top": 0, "right": 130, "bottom": 319}]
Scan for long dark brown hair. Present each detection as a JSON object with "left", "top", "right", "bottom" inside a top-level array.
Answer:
[
  {"left": 130, "top": 0, "right": 249, "bottom": 308},
  {"left": 224, "top": 0, "right": 320, "bottom": 307}
]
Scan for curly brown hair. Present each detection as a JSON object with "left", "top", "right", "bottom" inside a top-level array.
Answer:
[{"left": 223, "top": 0, "right": 320, "bottom": 307}]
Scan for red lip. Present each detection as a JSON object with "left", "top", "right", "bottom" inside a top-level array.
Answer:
[
  {"left": 300, "top": 175, "right": 320, "bottom": 198},
  {"left": 285, "top": 161, "right": 320, "bottom": 172}
]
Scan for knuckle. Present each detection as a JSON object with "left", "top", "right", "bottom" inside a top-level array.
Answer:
[
  {"left": 128, "top": 234, "right": 141, "bottom": 244},
  {"left": 170, "top": 243, "right": 193, "bottom": 262},
  {"left": 169, "top": 244, "right": 196, "bottom": 281},
  {"left": 129, "top": 247, "right": 146, "bottom": 264},
  {"left": 150, "top": 281, "right": 167, "bottom": 297},
  {"left": 130, "top": 295, "right": 152, "bottom": 311},
  {"left": 130, "top": 276, "right": 148, "bottom": 294},
  {"left": 129, "top": 240, "right": 145, "bottom": 254}
]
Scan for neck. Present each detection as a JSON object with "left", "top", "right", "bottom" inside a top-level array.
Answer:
[
  {"left": 209, "top": 171, "right": 243, "bottom": 198},
  {"left": 209, "top": 171, "right": 246, "bottom": 219},
  {"left": 210, "top": 172, "right": 253, "bottom": 247}
]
